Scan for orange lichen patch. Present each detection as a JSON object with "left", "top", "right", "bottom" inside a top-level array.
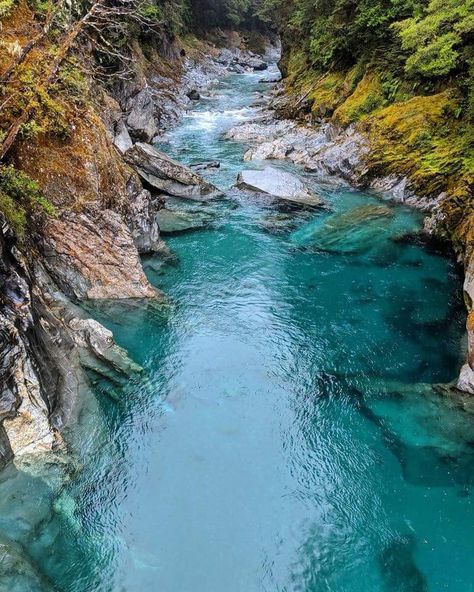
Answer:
[
  {"left": 13, "top": 108, "right": 136, "bottom": 212},
  {"left": 467, "top": 311, "right": 474, "bottom": 331}
]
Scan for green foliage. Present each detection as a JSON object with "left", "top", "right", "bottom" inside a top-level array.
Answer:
[
  {"left": 396, "top": 0, "right": 474, "bottom": 77},
  {"left": 56, "top": 61, "right": 89, "bottom": 102},
  {"left": 26, "top": 0, "right": 53, "bottom": 16},
  {"left": 0, "top": 165, "right": 56, "bottom": 236},
  {"left": 260, "top": 0, "right": 474, "bottom": 203},
  {"left": 190, "top": 0, "right": 254, "bottom": 30},
  {"left": 0, "top": 0, "right": 15, "bottom": 19},
  {"left": 19, "top": 119, "right": 44, "bottom": 139},
  {"left": 133, "top": 0, "right": 193, "bottom": 34}
]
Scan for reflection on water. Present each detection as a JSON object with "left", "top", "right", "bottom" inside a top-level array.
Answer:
[{"left": 0, "top": 66, "right": 472, "bottom": 592}]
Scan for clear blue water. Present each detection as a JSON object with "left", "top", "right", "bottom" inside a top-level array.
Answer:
[{"left": 0, "top": 68, "right": 473, "bottom": 592}]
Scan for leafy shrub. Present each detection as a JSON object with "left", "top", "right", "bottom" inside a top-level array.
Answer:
[
  {"left": 0, "top": 165, "right": 56, "bottom": 236},
  {"left": 0, "top": 0, "right": 15, "bottom": 18},
  {"left": 396, "top": 0, "right": 474, "bottom": 77}
]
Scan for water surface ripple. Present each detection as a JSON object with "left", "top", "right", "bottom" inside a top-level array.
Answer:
[{"left": 1, "top": 66, "right": 473, "bottom": 592}]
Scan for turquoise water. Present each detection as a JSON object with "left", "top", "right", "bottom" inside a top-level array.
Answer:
[{"left": 1, "top": 69, "right": 473, "bottom": 592}]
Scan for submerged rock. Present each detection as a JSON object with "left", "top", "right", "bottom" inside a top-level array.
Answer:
[
  {"left": 0, "top": 534, "right": 53, "bottom": 592},
  {"left": 68, "top": 318, "right": 142, "bottom": 383},
  {"left": 259, "top": 211, "right": 313, "bottom": 234},
  {"left": 379, "top": 536, "right": 427, "bottom": 592},
  {"left": 124, "top": 143, "right": 221, "bottom": 200},
  {"left": 236, "top": 167, "right": 324, "bottom": 208},
  {"left": 157, "top": 208, "right": 214, "bottom": 234},
  {"left": 292, "top": 204, "right": 394, "bottom": 253},
  {"left": 189, "top": 161, "right": 221, "bottom": 172}
]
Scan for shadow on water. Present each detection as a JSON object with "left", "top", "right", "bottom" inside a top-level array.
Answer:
[{"left": 379, "top": 535, "right": 428, "bottom": 592}]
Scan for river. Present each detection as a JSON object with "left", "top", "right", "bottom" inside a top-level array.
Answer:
[{"left": 1, "top": 62, "right": 473, "bottom": 592}]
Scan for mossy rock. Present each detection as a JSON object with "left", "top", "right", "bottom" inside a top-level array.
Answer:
[
  {"left": 333, "top": 73, "right": 384, "bottom": 125},
  {"left": 364, "top": 90, "right": 474, "bottom": 197}
]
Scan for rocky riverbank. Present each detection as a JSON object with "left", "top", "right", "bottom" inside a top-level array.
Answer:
[
  {"left": 226, "top": 89, "right": 474, "bottom": 395},
  {"left": 0, "top": 27, "right": 276, "bottom": 469}
]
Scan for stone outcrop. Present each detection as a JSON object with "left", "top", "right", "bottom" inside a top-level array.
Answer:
[
  {"left": 215, "top": 48, "right": 267, "bottom": 71},
  {"left": 457, "top": 253, "right": 474, "bottom": 394},
  {"left": 41, "top": 210, "right": 157, "bottom": 300},
  {"left": 237, "top": 166, "right": 324, "bottom": 207},
  {"left": 0, "top": 222, "right": 143, "bottom": 469},
  {"left": 1, "top": 107, "right": 166, "bottom": 467},
  {"left": 126, "top": 87, "right": 160, "bottom": 142},
  {"left": 124, "top": 142, "right": 221, "bottom": 200},
  {"left": 228, "top": 119, "right": 368, "bottom": 187},
  {"left": 14, "top": 113, "right": 163, "bottom": 299}
]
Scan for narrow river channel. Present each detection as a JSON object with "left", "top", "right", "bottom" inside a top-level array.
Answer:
[{"left": 2, "top": 62, "right": 473, "bottom": 592}]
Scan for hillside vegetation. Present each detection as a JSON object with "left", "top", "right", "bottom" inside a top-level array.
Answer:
[
  {"left": 0, "top": 0, "right": 263, "bottom": 234},
  {"left": 256, "top": 0, "right": 473, "bottom": 235}
]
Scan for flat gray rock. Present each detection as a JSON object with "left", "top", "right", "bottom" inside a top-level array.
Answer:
[
  {"left": 125, "top": 143, "right": 221, "bottom": 200},
  {"left": 236, "top": 166, "right": 324, "bottom": 207}
]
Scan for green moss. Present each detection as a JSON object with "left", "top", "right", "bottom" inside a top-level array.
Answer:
[
  {"left": 26, "top": 0, "right": 52, "bottom": 16},
  {"left": 56, "top": 61, "right": 89, "bottom": 102},
  {"left": 0, "top": 165, "right": 56, "bottom": 237},
  {"left": 364, "top": 91, "right": 474, "bottom": 196},
  {"left": 333, "top": 73, "right": 384, "bottom": 125},
  {"left": 286, "top": 49, "right": 310, "bottom": 84},
  {"left": 0, "top": 192, "right": 26, "bottom": 235},
  {"left": 309, "top": 72, "right": 346, "bottom": 116},
  {"left": 0, "top": 0, "right": 15, "bottom": 18}
]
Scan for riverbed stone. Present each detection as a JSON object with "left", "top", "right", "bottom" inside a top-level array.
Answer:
[
  {"left": 187, "top": 89, "right": 201, "bottom": 101},
  {"left": 236, "top": 167, "right": 324, "bottom": 207},
  {"left": 157, "top": 208, "right": 214, "bottom": 234},
  {"left": 126, "top": 88, "right": 159, "bottom": 142},
  {"left": 124, "top": 143, "right": 221, "bottom": 200}
]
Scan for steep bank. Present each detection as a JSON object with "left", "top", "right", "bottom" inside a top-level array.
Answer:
[
  {"left": 0, "top": 0, "right": 273, "bottom": 468},
  {"left": 248, "top": 0, "right": 474, "bottom": 394}
]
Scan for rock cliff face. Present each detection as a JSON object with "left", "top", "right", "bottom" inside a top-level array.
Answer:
[
  {"left": 0, "top": 48, "right": 181, "bottom": 466},
  {"left": 0, "top": 29, "right": 273, "bottom": 467},
  {"left": 0, "top": 220, "right": 144, "bottom": 468}
]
